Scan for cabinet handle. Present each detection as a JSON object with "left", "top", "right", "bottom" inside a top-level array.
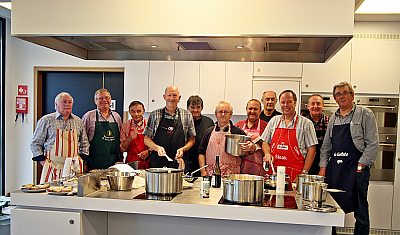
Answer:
[
  {"left": 69, "top": 219, "right": 75, "bottom": 225},
  {"left": 151, "top": 99, "right": 155, "bottom": 102},
  {"left": 353, "top": 85, "right": 357, "bottom": 89},
  {"left": 305, "top": 84, "right": 309, "bottom": 88}
]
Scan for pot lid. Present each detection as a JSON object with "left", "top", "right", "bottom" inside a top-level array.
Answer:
[{"left": 146, "top": 168, "right": 183, "bottom": 173}]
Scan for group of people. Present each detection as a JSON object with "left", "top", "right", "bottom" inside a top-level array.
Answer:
[{"left": 31, "top": 81, "right": 378, "bottom": 235}]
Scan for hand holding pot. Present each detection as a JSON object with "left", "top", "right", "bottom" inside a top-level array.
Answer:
[{"left": 239, "top": 140, "right": 257, "bottom": 152}]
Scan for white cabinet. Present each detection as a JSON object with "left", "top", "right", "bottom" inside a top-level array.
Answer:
[
  {"left": 148, "top": 61, "right": 174, "bottom": 111},
  {"left": 174, "top": 61, "right": 200, "bottom": 109},
  {"left": 124, "top": 61, "right": 150, "bottom": 109},
  {"left": 351, "top": 40, "right": 400, "bottom": 94},
  {"left": 199, "top": 61, "right": 226, "bottom": 114},
  {"left": 225, "top": 62, "right": 253, "bottom": 115},
  {"left": 253, "top": 62, "right": 302, "bottom": 77},
  {"left": 11, "top": 208, "right": 107, "bottom": 235},
  {"left": 302, "top": 43, "right": 352, "bottom": 93}
]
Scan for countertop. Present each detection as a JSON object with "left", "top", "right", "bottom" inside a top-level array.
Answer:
[{"left": 11, "top": 180, "right": 345, "bottom": 227}]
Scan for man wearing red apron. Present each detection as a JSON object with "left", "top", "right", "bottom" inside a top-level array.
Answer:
[
  {"left": 235, "top": 99, "right": 268, "bottom": 175},
  {"left": 261, "top": 90, "right": 318, "bottom": 182},
  {"left": 198, "top": 101, "right": 247, "bottom": 177},
  {"left": 31, "top": 92, "right": 89, "bottom": 183},
  {"left": 120, "top": 101, "right": 149, "bottom": 169}
]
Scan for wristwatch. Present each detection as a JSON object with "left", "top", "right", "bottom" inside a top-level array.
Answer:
[{"left": 357, "top": 165, "right": 363, "bottom": 171}]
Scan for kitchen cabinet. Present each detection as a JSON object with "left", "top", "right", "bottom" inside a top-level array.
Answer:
[
  {"left": 148, "top": 61, "right": 174, "bottom": 111},
  {"left": 11, "top": 208, "right": 107, "bottom": 235},
  {"left": 253, "top": 62, "right": 303, "bottom": 78},
  {"left": 199, "top": 61, "right": 226, "bottom": 114},
  {"left": 124, "top": 61, "right": 150, "bottom": 109},
  {"left": 302, "top": 43, "right": 352, "bottom": 93},
  {"left": 174, "top": 61, "right": 200, "bottom": 110},
  {"left": 225, "top": 62, "right": 253, "bottom": 115},
  {"left": 351, "top": 40, "right": 400, "bottom": 94},
  {"left": 343, "top": 182, "right": 393, "bottom": 230}
]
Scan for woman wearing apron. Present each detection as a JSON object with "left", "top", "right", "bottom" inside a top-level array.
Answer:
[{"left": 120, "top": 101, "right": 149, "bottom": 169}]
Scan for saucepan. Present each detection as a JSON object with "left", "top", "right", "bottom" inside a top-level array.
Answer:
[
  {"left": 145, "top": 168, "right": 183, "bottom": 195},
  {"left": 223, "top": 174, "right": 264, "bottom": 203},
  {"left": 302, "top": 181, "right": 328, "bottom": 207},
  {"left": 225, "top": 134, "right": 251, "bottom": 156},
  {"left": 296, "top": 174, "right": 325, "bottom": 195}
]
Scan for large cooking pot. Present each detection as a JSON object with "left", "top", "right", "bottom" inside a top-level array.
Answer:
[
  {"left": 302, "top": 181, "right": 328, "bottom": 207},
  {"left": 145, "top": 168, "right": 183, "bottom": 195},
  {"left": 296, "top": 174, "right": 325, "bottom": 195},
  {"left": 223, "top": 174, "right": 264, "bottom": 203},
  {"left": 225, "top": 134, "right": 251, "bottom": 156}
]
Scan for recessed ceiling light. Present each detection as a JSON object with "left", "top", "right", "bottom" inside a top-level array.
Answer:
[
  {"left": 356, "top": 0, "right": 400, "bottom": 14},
  {"left": 235, "top": 45, "right": 244, "bottom": 49},
  {"left": 150, "top": 45, "right": 158, "bottom": 48}
]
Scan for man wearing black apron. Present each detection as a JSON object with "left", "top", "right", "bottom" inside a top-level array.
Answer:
[
  {"left": 319, "top": 82, "right": 378, "bottom": 235},
  {"left": 301, "top": 94, "right": 329, "bottom": 175},
  {"left": 144, "top": 86, "right": 196, "bottom": 169},
  {"left": 83, "top": 88, "right": 122, "bottom": 170}
]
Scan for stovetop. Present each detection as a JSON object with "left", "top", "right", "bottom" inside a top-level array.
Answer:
[
  {"left": 133, "top": 192, "right": 179, "bottom": 201},
  {"left": 219, "top": 194, "right": 297, "bottom": 209}
]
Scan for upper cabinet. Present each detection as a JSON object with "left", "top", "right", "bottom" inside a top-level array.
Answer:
[
  {"left": 174, "top": 61, "right": 200, "bottom": 110},
  {"left": 124, "top": 61, "right": 150, "bottom": 109},
  {"left": 351, "top": 40, "right": 400, "bottom": 95},
  {"left": 199, "top": 62, "right": 226, "bottom": 114},
  {"left": 148, "top": 61, "right": 174, "bottom": 111},
  {"left": 253, "top": 62, "right": 302, "bottom": 78},
  {"left": 302, "top": 42, "right": 352, "bottom": 93},
  {"left": 225, "top": 62, "right": 253, "bottom": 115}
]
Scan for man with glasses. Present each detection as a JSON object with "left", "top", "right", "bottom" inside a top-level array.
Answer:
[
  {"left": 185, "top": 95, "right": 214, "bottom": 176},
  {"left": 198, "top": 101, "right": 247, "bottom": 177},
  {"left": 82, "top": 88, "right": 122, "bottom": 170},
  {"left": 144, "top": 86, "right": 196, "bottom": 168},
  {"left": 319, "top": 81, "right": 378, "bottom": 235}
]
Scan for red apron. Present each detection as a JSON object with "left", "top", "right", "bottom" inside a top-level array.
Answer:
[
  {"left": 40, "top": 128, "right": 83, "bottom": 183},
  {"left": 269, "top": 115, "right": 304, "bottom": 182},
  {"left": 205, "top": 126, "right": 241, "bottom": 176},
  {"left": 240, "top": 120, "right": 265, "bottom": 176},
  {"left": 126, "top": 119, "right": 149, "bottom": 169}
]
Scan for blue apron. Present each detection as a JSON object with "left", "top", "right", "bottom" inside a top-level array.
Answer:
[{"left": 326, "top": 115, "right": 362, "bottom": 213}]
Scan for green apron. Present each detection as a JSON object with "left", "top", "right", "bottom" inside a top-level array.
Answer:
[{"left": 88, "top": 111, "right": 120, "bottom": 170}]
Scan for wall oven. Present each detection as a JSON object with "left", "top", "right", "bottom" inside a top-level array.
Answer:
[{"left": 301, "top": 95, "right": 398, "bottom": 182}]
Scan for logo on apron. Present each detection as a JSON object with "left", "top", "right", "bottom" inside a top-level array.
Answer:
[
  {"left": 275, "top": 154, "right": 288, "bottom": 160},
  {"left": 102, "top": 130, "right": 116, "bottom": 141},
  {"left": 333, "top": 152, "right": 349, "bottom": 157},
  {"left": 277, "top": 143, "right": 289, "bottom": 150}
]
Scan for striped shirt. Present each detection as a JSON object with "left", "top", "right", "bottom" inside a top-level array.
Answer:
[
  {"left": 260, "top": 114, "right": 318, "bottom": 157},
  {"left": 30, "top": 111, "right": 90, "bottom": 157},
  {"left": 144, "top": 107, "right": 196, "bottom": 142}
]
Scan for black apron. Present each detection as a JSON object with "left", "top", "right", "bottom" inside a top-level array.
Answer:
[
  {"left": 148, "top": 108, "right": 185, "bottom": 168},
  {"left": 88, "top": 111, "right": 120, "bottom": 170},
  {"left": 326, "top": 115, "right": 362, "bottom": 213},
  {"left": 308, "top": 126, "right": 326, "bottom": 175}
]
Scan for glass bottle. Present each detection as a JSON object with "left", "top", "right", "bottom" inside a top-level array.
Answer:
[{"left": 211, "top": 156, "right": 221, "bottom": 188}]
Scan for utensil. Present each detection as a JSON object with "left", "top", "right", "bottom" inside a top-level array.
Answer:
[
  {"left": 145, "top": 168, "right": 184, "bottom": 195},
  {"left": 163, "top": 154, "right": 174, "bottom": 162},
  {"left": 325, "top": 188, "right": 345, "bottom": 193},
  {"left": 107, "top": 172, "right": 136, "bottom": 191},
  {"left": 223, "top": 174, "right": 264, "bottom": 204},
  {"left": 270, "top": 161, "right": 276, "bottom": 174},
  {"left": 187, "top": 165, "right": 208, "bottom": 177},
  {"left": 225, "top": 134, "right": 251, "bottom": 156}
]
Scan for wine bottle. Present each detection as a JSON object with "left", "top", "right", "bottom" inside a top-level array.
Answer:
[{"left": 211, "top": 156, "right": 221, "bottom": 188}]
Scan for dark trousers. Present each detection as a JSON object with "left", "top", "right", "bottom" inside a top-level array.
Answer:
[{"left": 332, "top": 167, "right": 370, "bottom": 235}]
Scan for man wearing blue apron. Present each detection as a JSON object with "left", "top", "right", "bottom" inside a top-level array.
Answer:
[
  {"left": 320, "top": 82, "right": 378, "bottom": 235},
  {"left": 144, "top": 86, "right": 196, "bottom": 169}
]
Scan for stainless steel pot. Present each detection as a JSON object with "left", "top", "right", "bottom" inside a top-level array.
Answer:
[
  {"left": 223, "top": 174, "right": 264, "bottom": 203},
  {"left": 296, "top": 174, "right": 325, "bottom": 195},
  {"left": 145, "top": 168, "right": 183, "bottom": 195},
  {"left": 302, "top": 181, "right": 328, "bottom": 207},
  {"left": 264, "top": 173, "right": 290, "bottom": 190},
  {"left": 107, "top": 172, "right": 135, "bottom": 191},
  {"left": 225, "top": 134, "right": 251, "bottom": 156}
]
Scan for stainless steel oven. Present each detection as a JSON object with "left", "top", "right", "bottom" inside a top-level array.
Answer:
[{"left": 301, "top": 95, "right": 398, "bottom": 182}]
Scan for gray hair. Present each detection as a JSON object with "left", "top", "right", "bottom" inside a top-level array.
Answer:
[
  {"left": 215, "top": 101, "right": 233, "bottom": 114},
  {"left": 94, "top": 88, "right": 111, "bottom": 100},
  {"left": 261, "top": 90, "right": 277, "bottom": 101},
  {"left": 332, "top": 81, "right": 354, "bottom": 96},
  {"left": 54, "top": 92, "right": 73, "bottom": 104}
]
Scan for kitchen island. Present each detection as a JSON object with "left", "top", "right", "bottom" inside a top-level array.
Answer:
[{"left": 11, "top": 181, "right": 344, "bottom": 235}]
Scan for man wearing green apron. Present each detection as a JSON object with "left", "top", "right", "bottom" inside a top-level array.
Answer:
[
  {"left": 83, "top": 88, "right": 122, "bottom": 170},
  {"left": 144, "top": 86, "right": 196, "bottom": 169}
]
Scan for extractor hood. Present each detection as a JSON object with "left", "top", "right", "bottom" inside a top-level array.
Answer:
[{"left": 11, "top": 0, "right": 355, "bottom": 63}]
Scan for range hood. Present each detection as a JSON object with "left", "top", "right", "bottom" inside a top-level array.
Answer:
[{"left": 11, "top": 0, "right": 355, "bottom": 63}]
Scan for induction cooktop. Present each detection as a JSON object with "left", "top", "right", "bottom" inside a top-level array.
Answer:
[
  {"left": 133, "top": 192, "right": 178, "bottom": 201},
  {"left": 219, "top": 194, "right": 297, "bottom": 209}
]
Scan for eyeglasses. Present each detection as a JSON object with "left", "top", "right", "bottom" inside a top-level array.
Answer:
[
  {"left": 217, "top": 110, "right": 231, "bottom": 115},
  {"left": 334, "top": 91, "right": 352, "bottom": 98}
]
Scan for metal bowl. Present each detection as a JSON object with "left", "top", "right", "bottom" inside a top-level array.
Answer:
[{"left": 107, "top": 172, "right": 135, "bottom": 191}]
